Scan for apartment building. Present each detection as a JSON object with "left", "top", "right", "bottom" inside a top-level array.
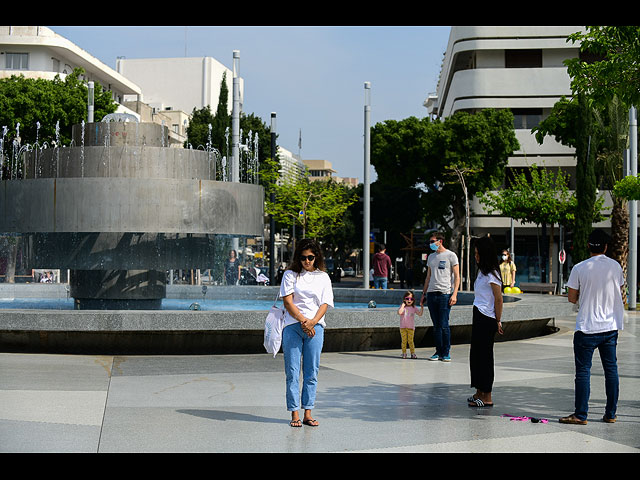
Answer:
[
  {"left": 1, "top": 26, "right": 141, "bottom": 111},
  {"left": 276, "top": 146, "right": 306, "bottom": 185},
  {"left": 303, "top": 159, "right": 357, "bottom": 187},
  {"left": 116, "top": 56, "right": 241, "bottom": 117},
  {"left": 0, "top": 26, "right": 191, "bottom": 147},
  {"left": 425, "top": 26, "right": 591, "bottom": 284}
]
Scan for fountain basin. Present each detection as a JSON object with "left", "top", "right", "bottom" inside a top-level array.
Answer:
[{"left": 0, "top": 285, "right": 574, "bottom": 354}]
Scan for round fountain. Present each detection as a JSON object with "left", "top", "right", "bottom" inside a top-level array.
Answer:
[
  {"left": 0, "top": 116, "right": 264, "bottom": 310},
  {"left": 0, "top": 114, "right": 575, "bottom": 354}
]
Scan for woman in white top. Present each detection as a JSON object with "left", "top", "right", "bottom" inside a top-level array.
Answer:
[
  {"left": 468, "top": 235, "right": 504, "bottom": 408},
  {"left": 279, "top": 238, "right": 334, "bottom": 427}
]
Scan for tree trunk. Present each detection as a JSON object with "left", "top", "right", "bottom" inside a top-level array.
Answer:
[{"left": 610, "top": 197, "right": 629, "bottom": 304}]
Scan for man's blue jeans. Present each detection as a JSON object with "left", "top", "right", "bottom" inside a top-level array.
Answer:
[
  {"left": 426, "top": 292, "right": 452, "bottom": 357},
  {"left": 573, "top": 330, "right": 619, "bottom": 421},
  {"left": 373, "top": 276, "right": 387, "bottom": 289},
  {"left": 283, "top": 322, "right": 324, "bottom": 411}
]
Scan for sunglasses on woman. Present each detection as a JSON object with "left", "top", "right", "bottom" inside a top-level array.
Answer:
[{"left": 300, "top": 255, "right": 315, "bottom": 262}]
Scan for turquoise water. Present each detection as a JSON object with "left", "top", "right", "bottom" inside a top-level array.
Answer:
[{"left": 0, "top": 298, "right": 395, "bottom": 311}]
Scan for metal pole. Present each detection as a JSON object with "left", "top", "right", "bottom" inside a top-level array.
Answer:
[
  {"left": 629, "top": 106, "right": 638, "bottom": 310},
  {"left": 269, "top": 112, "right": 277, "bottom": 285},
  {"left": 363, "top": 82, "right": 371, "bottom": 289},
  {"left": 231, "top": 51, "right": 240, "bottom": 254},
  {"left": 87, "top": 81, "right": 94, "bottom": 123},
  {"left": 232, "top": 51, "right": 240, "bottom": 184}
]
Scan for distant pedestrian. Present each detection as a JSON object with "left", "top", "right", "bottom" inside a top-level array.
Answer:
[
  {"left": 372, "top": 243, "right": 392, "bottom": 289},
  {"left": 468, "top": 235, "right": 504, "bottom": 408},
  {"left": 397, "top": 291, "right": 423, "bottom": 359},
  {"left": 224, "top": 250, "right": 241, "bottom": 285},
  {"left": 560, "top": 229, "right": 623, "bottom": 425},
  {"left": 499, "top": 249, "right": 517, "bottom": 289},
  {"left": 420, "top": 232, "right": 460, "bottom": 362}
]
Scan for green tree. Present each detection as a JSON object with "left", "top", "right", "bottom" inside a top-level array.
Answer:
[
  {"left": 0, "top": 68, "right": 116, "bottom": 146},
  {"left": 565, "top": 26, "right": 640, "bottom": 108},
  {"left": 266, "top": 177, "right": 358, "bottom": 240},
  {"left": 480, "top": 165, "right": 604, "bottom": 281},
  {"left": 561, "top": 26, "right": 640, "bottom": 268},
  {"left": 371, "top": 110, "right": 519, "bottom": 252}
]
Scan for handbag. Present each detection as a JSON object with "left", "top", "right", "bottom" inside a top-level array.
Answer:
[{"left": 264, "top": 291, "right": 286, "bottom": 357}]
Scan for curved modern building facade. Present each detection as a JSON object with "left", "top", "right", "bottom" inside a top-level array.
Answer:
[{"left": 425, "top": 26, "right": 606, "bottom": 286}]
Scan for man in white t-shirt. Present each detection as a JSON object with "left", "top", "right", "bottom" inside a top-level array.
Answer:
[{"left": 561, "top": 229, "right": 624, "bottom": 425}]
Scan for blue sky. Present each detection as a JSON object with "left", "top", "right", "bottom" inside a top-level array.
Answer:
[{"left": 49, "top": 26, "right": 451, "bottom": 181}]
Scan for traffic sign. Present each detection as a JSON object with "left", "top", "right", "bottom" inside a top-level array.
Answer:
[{"left": 559, "top": 249, "right": 566, "bottom": 265}]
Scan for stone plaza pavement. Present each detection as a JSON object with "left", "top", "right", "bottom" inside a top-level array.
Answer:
[{"left": 1, "top": 313, "right": 638, "bottom": 453}]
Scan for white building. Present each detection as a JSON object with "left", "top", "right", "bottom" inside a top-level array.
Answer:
[
  {"left": 1, "top": 26, "right": 141, "bottom": 114},
  {"left": 426, "top": 26, "right": 595, "bottom": 284},
  {"left": 116, "top": 56, "right": 243, "bottom": 116},
  {"left": 276, "top": 146, "right": 305, "bottom": 185}
]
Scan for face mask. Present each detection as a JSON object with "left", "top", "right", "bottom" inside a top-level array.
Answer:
[
  {"left": 502, "top": 255, "right": 508, "bottom": 261},
  {"left": 430, "top": 242, "right": 439, "bottom": 251}
]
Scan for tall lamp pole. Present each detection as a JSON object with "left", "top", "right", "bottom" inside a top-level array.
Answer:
[
  {"left": 363, "top": 82, "right": 371, "bottom": 289},
  {"left": 270, "top": 112, "right": 277, "bottom": 285},
  {"left": 629, "top": 105, "right": 638, "bottom": 310},
  {"left": 231, "top": 50, "right": 240, "bottom": 253}
]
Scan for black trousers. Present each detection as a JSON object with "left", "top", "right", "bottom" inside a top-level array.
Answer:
[{"left": 470, "top": 306, "right": 498, "bottom": 393}]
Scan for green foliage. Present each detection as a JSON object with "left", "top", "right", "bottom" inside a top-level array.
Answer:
[
  {"left": 479, "top": 165, "right": 605, "bottom": 227},
  {"left": 613, "top": 175, "right": 640, "bottom": 200},
  {"left": 0, "top": 68, "right": 117, "bottom": 145},
  {"left": 370, "top": 109, "right": 519, "bottom": 245},
  {"left": 266, "top": 177, "right": 359, "bottom": 240},
  {"left": 565, "top": 26, "right": 640, "bottom": 108}
]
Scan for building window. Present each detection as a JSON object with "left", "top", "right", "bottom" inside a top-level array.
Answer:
[
  {"left": 505, "top": 49, "right": 542, "bottom": 68},
  {"left": 6, "top": 52, "right": 28, "bottom": 70},
  {"left": 512, "top": 108, "right": 543, "bottom": 129}
]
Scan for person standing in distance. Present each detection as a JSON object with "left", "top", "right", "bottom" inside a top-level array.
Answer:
[
  {"left": 372, "top": 243, "right": 392, "bottom": 289},
  {"left": 560, "top": 229, "right": 624, "bottom": 425},
  {"left": 420, "top": 232, "right": 460, "bottom": 362}
]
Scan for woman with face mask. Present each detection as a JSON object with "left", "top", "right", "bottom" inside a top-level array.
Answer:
[{"left": 499, "top": 250, "right": 516, "bottom": 289}]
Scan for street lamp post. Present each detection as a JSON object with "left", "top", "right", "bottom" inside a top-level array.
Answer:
[
  {"left": 363, "top": 82, "right": 371, "bottom": 289},
  {"left": 270, "top": 112, "right": 276, "bottom": 285}
]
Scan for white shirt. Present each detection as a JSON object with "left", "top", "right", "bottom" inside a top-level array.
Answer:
[
  {"left": 473, "top": 270, "right": 502, "bottom": 319},
  {"left": 566, "top": 254, "right": 625, "bottom": 333},
  {"left": 279, "top": 269, "right": 334, "bottom": 328}
]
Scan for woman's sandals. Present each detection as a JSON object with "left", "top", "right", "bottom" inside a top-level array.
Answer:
[{"left": 467, "top": 396, "right": 493, "bottom": 407}]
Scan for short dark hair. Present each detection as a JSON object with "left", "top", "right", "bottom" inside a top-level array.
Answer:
[
  {"left": 588, "top": 229, "right": 609, "bottom": 254},
  {"left": 430, "top": 231, "right": 445, "bottom": 243},
  {"left": 377, "top": 243, "right": 386, "bottom": 252}
]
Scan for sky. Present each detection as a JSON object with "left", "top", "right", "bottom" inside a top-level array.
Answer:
[{"left": 48, "top": 25, "right": 451, "bottom": 181}]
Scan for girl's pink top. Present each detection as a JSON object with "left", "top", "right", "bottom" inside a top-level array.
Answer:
[{"left": 400, "top": 305, "right": 419, "bottom": 329}]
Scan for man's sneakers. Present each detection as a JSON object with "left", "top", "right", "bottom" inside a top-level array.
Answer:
[{"left": 428, "top": 353, "right": 451, "bottom": 362}]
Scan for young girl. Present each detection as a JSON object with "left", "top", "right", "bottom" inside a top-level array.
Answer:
[{"left": 398, "top": 291, "right": 423, "bottom": 358}]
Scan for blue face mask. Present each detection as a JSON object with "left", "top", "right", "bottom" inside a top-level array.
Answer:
[{"left": 430, "top": 242, "right": 439, "bottom": 251}]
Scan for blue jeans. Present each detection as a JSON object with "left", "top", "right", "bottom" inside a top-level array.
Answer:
[
  {"left": 426, "top": 292, "right": 452, "bottom": 357},
  {"left": 573, "top": 330, "right": 619, "bottom": 421},
  {"left": 373, "top": 276, "right": 387, "bottom": 289},
  {"left": 283, "top": 322, "right": 324, "bottom": 411}
]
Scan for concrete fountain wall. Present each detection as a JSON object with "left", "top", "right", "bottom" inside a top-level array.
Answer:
[{"left": 0, "top": 285, "right": 574, "bottom": 354}]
